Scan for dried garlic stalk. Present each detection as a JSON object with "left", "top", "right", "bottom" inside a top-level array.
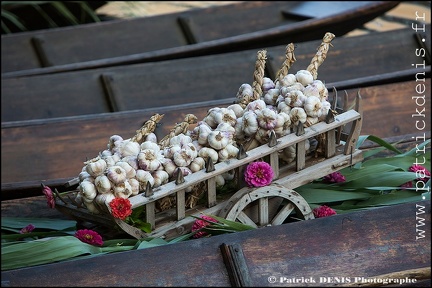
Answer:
[
  {"left": 275, "top": 43, "right": 296, "bottom": 82},
  {"left": 131, "top": 113, "right": 164, "bottom": 143},
  {"left": 185, "top": 181, "right": 207, "bottom": 208},
  {"left": 252, "top": 49, "right": 267, "bottom": 101},
  {"left": 158, "top": 114, "right": 198, "bottom": 148},
  {"left": 306, "top": 32, "right": 335, "bottom": 80}
]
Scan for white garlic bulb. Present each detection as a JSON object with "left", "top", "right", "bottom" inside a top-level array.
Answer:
[
  {"left": 94, "top": 175, "right": 112, "bottom": 194},
  {"left": 138, "top": 149, "right": 162, "bottom": 171},
  {"left": 207, "top": 131, "right": 230, "bottom": 150},
  {"left": 106, "top": 165, "right": 127, "bottom": 184},
  {"left": 304, "top": 96, "right": 323, "bottom": 118},
  {"left": 85, "top": 159, "right": 107, "bottom": 177},
  {"left": 295, "top": 70, "right": 314, "bottom": 86}
]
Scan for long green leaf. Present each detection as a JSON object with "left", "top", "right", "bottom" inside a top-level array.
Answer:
[
  {"left": 50, "top": 2, "right": 79, "bottom": 25},
  {"left": 357, "top": 135, "right": 402, "bottom": 154},
  {"left": 1, "top": 236, "right": 133, "bottom": 271},
  {"left": 1, "top": 9, "right": 27, "bottom": 31},
  {"left": 2, "top": 217, "right": 76, "bottom": 231}
]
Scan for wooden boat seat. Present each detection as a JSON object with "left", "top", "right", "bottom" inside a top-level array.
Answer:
[
  {"left": 1, "top": 1, "right": 399, "bottom": 76},
  {"left": 1, "top": 25, "right": 429, "bottom": 122},
  {"left": 1, "top": 78, "right": 430, "bottom": 200}
]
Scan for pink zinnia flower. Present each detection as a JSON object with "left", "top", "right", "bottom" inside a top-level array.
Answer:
[
  {"left": 75, "top": 229, "right": 103, "bottom": 246},
  {"left": 41, "top": 184, "right": 56, "bottom": 208},
  {"left": 244, "top": 161, "right": 274, "bottom": 187},
  {"left": 192, "top": 215, "right": 218, "bottom": 239},
  {"left": 322, "top": 171, "right": 346, "bottom": 183},
  {"left": 313, "top": 205, "right": 337, "bottom": 218},
  {"left": 19, "top": 224, "right": 35, "bottom": 234},
  {"left": 109, "top": 198, "right": 132, "bottom": 220},
  {"left": 408, "top": 164, "right": 431, "bottom": 181}
]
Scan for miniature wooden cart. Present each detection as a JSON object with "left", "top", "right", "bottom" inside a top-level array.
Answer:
[
  {"left": 54, "top": 33, "right": 364, "bottom": 240},
  {"left": 55, "top": 92, "right": 363, "bottom": 240}
]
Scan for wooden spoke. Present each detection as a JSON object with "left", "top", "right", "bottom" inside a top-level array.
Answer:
[{"left": 219, "top": 184, "right": 314, "bottom": 227}]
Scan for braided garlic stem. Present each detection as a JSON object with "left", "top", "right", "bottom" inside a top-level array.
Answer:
[
  {"left": 275, "top": 43, "right": 296, "bottom": 82},
  {"left": 252, "top": 49, "right": 267, "bottom": 101},
  {"left": 306, "top": 32, "right": 335, "bottom": 80},
  {"left": 158, "top": 113, "right": 198, "bottom": 148},
  {"left": 131, "top": 113, "right": 164, "bottom": 143}
]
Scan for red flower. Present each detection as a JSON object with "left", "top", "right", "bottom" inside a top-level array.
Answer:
[
  {"left": 75, "top": 229, "right": 103, "bottom": 246},
  {"left": 244, "top": 161, "right": 274, "bottom": 187},
  {"left": 41, "top": 184, "right": 55, "bottom": 208},
  {"left": 313, "top": 205, "right": 337, "bottom": 218},
  {"left": 409, "top": 164, "right": 431, "bottom": 181},
  {"left": 109, "top": 197, "right": 132, "bottom": 220},
  {"left": 322, "top": 171, "right": 346, "bottom": 183},
  {"left": 192, "top": 215, "right": 218, "bottom": 239},
  {"left": 19, "top": 224, "right": 35, "bottom": 234}
]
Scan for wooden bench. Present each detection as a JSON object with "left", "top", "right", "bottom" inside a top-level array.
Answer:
[
  {"left": 2, "top": 25, "right": 429, "bottom": 122},
  {"left": 1, "top": 1, "right": 400, "bottom": 77}
]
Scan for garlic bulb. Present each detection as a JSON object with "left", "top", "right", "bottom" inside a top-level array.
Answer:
[
  {"left": 94, "top": 175, "right": 112, "bottom": 194},
  {"left": 173, "top": 147, "right": 196, "bottom": 167},
  {"left": 113, "top": 181, "right": 133, "bottom": 199},
  {"left": 207, "top": 131, "right": 230, "bottom": 150},
  {"left": 256, "top": 107, "right": 278, "bottom": 130},
  {"left": 241, "top": 111, "right": 259, "bottom": 136},
  {"left": 189, "top": 156, "right": 205, "bottom": 172},
  {"left": 295, "top": 70, "right": 314, "bottom": 86},
  {"left": 289, "top": 107, "right": 307, "bottom": 126},
  {"left": 119, "top": 140, "right": 141, "bottom": 157},
  {"left": 304, "top": 96, "right": 323, "bottom": 118},
  {"left": 285, "top": 90, "right": 307, "bottom": 107},
  {"left": 263, "top": 88, "right": 281, "bottom": 106},
  {"left": 160, "top": 158, "right": 177, "bottom": 177},
  {"left": 198, "top": 147, "right": 218, "bottom": 163},
  {"left": 106, "top": 165, "right": 127, "bottom": 184},
  {"left": 227, "top": 103, "right": 245, "bottom": 118},
  {"left": 138, "top": 149, "right": 162, "bottom": 171},
  {"left": 79, "top": 181, "right": 97, "bottom": 202},
  {"left": 214, "top": 107, "right": 237, "bottom": 127},
  {"left": 128, "top": 178, "right": 140, "bottom": 195},
  {"left": 140, "top": 141, "right": 161, "bottom": 154},
  {"left": 135, "top": 169, "right": 155, "bottom": 190},
  {"left": 85, "top": 159, "right": 107, "bottom": 177},
  {"left": 152, "top": 170, "right": 169, "bottom": 187},
  {"left": 115, "top": 161, "right": 136, "bottom": 179}
]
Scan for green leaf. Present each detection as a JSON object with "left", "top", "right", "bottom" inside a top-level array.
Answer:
[
  {"left": 1, "top": 217, "right": 77, "bottom": 231},
  {"left": 136, "top": 237, "right": 169, "bottom": 249},
  {"left": 1, "top": 236, "right": 131, "bottom": 271},
  {"left": 295, "top": 188, "right": 373, "bottom": 204},
  {"left": 357, "top": 135, "right": 402, "bottom": 154},
  {"left": 49, "top": 2, "right": 79, "bottom": 25}
]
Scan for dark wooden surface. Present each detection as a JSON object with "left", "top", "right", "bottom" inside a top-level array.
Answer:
[
  {"left": 1, "top": 1, "right": 400, "bottom": 78},
  {"left": 1, "top": 77, "right": 431, "bottom": 200},
  {"left": 1, "top": 200, "right": 430, "bottom": 287},
  {"left": 2, "top": 24, "right": 430, "bottom": 122}
]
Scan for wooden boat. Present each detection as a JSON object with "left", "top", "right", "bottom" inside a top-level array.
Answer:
[
  {"left": 1, "top": 1, "right": 400, "bottom": 77},
  {"left": 2, "top": 25, "right": 430, "bottom": 123},
  {"left": 1, "top": 76, "right": 430, "bottom": 200},
  {"left": 1, "top": 200, "right": 430, "bottom": 286}
]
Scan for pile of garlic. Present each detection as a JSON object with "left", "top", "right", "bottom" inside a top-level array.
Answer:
[{"left": 74, "top": 32, "right": 336, "bottom": 214}]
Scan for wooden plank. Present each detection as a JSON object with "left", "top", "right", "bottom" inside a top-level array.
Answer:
[
  {"left": 1, "top": 25, "right": 430, "bottom": 122},
  {"left": 1, "top": 78, "right": 430, "bottom": 200},
  {"left": 1, "top": 200, "right": 429, "bottom": 286},
  {"left": 2, "top": 26, "right": 428, "bottom": 122},
  {"left": 1, "top": 2, "right": 399, "bottom": 77},
  {"left": 1, "top": 133, "right": 427, "bottom": 220}
]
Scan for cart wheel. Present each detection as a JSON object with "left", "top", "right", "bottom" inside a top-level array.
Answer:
[{"left": 219, "top": 184, "right": 314, "bottom": 228}]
